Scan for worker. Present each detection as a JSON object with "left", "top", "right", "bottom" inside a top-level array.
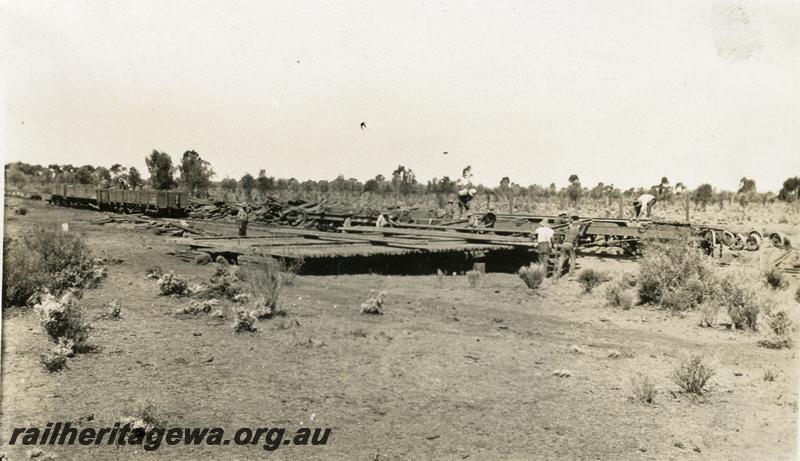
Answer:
[
  {"left": 444, "top": 199, "right": 456, "bottom": 220},
  {"left": 236, "top": 205, "right": 249, "bottom": 236},
  {"left": 457, "top": 187, "right": 477, "bottom": 218},
  {"left": 633, "top": 193, "right": 657, "bottom": 221},
  {"left": 554, "top": 217, "right": 586, "bottom": 279},
  {"left": 534, "top": 223, "right": 554, "bottom": 268},
  {"left": 553, "top": 212, "right": 569, "bottom": 228}
]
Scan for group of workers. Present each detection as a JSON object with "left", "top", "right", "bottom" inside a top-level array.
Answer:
[
  {"left": 533, "top": 193, "right": 657, "bottom": 279},
  {"left": 534, "top": 213, "right": 586, "bottom": 280}
]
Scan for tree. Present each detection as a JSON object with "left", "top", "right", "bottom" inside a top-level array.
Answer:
[
  {"left": 256, "top": 169, "right": 273, "bottom": 198},
  {"left": 240, "top": 173, "right": 255, "bottom": 200},
  {"left": 462, "top": 165, "right": 473, "bottom": 181},
  {"left": 220, "top": 178, "right": 238, "bottom": 198},
  {"left": 127, "top": 167, "right": 143, "bottom": 189},
  {"left": 364, "top": 179, "right": 380, "bottom": 193},
  {"left": 5, "top": 164, "right": 26, "bottom": 187},
  {"left": 93, "top": 167, "right": 111, "bottom": 184},
  {"left": 391, "top": 165, "right": 417, "bottom": 195},
  {"left": 778, "top": 177, "right": 800, "bottom": 202},
  {"left": 565, "top": 174, "right": 582, "bottom": 205},
  {"left": 693, "top": 183, "right": 714, "bottom": 211},
  {"left": 737, "top": 177, "right": 756, "bottom": 194},
  {"left": 178, "top": 150, "right": 214, "bottom": 197},
  {"left": 75, "top": 165, "right": 95, "bottom": 184},
  {"left": 146, "top": 150, "right": 176, "bottom": 190}
]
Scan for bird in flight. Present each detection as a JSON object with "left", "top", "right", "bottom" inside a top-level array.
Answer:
[
  {"left": 360, "top": 122, "right": 367, "bottom": 130},
  {"left": 443, "top": 151, "right": 448, "bottom": 155}
]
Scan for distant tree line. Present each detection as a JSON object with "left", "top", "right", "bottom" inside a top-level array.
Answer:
[{"left": 4, "top": 153, "right": 799, "bottom": 207}]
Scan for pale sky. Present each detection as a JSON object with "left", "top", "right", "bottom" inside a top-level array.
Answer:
[{"left": 2, "top": 0, "right": 799, "bottom": 191}]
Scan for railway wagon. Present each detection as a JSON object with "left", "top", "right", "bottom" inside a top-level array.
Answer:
[{"left": 49, "top": 185, "right": 188, "bottom": 216}]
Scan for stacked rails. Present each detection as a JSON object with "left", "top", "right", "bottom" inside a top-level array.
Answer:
[{"left": 171, "top": 224, "right": 527, "bottom": 274}]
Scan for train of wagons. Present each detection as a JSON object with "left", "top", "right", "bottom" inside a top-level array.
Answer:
[{"left": 49, "top": 185, "right": 189, "bottom": 216}]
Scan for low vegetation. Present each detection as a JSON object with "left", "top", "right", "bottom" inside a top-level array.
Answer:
[
  {"left": 34, "top": 292, "right": 91, "bottom": 353},
  {"left": 361, "top": 291, "right": 387, "bottom": 315},
  {"left": 3, "top": 229, "right": 105, "bottom": 308},
  {"left": 672, "top": 355, "right": 715, "bottom": 395},
  {"left": 715, "top": 273, "right": 761, "bottom": 330},
  {"left": 240, "top": 259, "right": 283, "bottom": 318},
  {"left": 232, "top": 307, "right": 258, "bottom": 333},
  {"left": 158, "top": 272, "right": 189, "bottom": 297},
  {"left": 763, "top": 267, "right": 789, "bottom": 290},
  {"left": 630, "top": 374, "right": 657, "bottom": 404},
  {"left": 577, "top": 269, "right": 608, "bottom": 293},
  {"left": 758, "top": 307, "right": 797, "bottom": 349},
  {"left": 605, "top": 281, "right": 635, "bottom": 309},
  {"left": 638, "top": 242, "right": 713, "bottom": 311},
  {"left": 518, "top": 264, "right": 545, "bottom": 290}
]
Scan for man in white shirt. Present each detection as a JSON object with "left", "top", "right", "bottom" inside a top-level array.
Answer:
[
  {"left": 237, "top": 206, "right": 249, "bottom": 236},
  {"left": 633, "top": 193, "right": 657, "bottom": 221},
  {"left": 534, "top": 224, "right": 555, "bottom": 267}
]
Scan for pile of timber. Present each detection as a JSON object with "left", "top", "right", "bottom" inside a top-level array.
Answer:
[
  {"left": 92, "top": 214, "right": 213, "bottom": 237},
  {"left": 187, "top": 196, "right": 439, "bottom": 228}
]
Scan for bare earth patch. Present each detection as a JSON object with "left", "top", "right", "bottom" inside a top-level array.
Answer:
[{"left": 2, "top": 201, "right": 798, "bottom": 460}]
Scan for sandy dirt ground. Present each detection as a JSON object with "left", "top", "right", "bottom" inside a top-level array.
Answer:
[{"left": 2, "top": 198, "right": 798, "bottom": 460}]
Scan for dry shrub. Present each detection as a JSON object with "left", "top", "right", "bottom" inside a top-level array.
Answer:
[
  {"left": 796, "top": 286, "right": 800, "bottom": 304},
  {"left": 714, "top": 273, "right": 761, "bottom": 330},
  {"left": 40, "top": 338, "right": 75, "bottom": 372},
  {"left": 672, "top": 355, "right": 715, "bottom": 395},
  {"left": 361, "top": 291, "right": 387, "bottom": 314},
  {"left": 40, "top": 347, "right": 69, "bottom": 373},
  {"left": 605, "top": 282, "right": 635, "bottom": 309},
  {"left": 232, "top": 307, "right": 258, "bottom": 333},
  {"left": 763, "top": 267, "right": 789, "bottom": 290},
  {"left": 577, "top": 269, "right": 608, "bottom": 293},
  {"left": 121, "top": 403, "right": 165, "bottom": 436},
  {"left": 466, "top": 270, "right": 481, "bottom": 288},
  {"left": 34, "top": 292, "right": 90, "bottom": 353},
  {"left": 631, "top": 374, "right": 657, "bottom": 404},
  {"left": 763, "top": 370, "right": 777, "bottom": 382},
  {"left": 239, "top": 259, "right": 283, "bottom": 318},
  {"left": 3, "top": 229, "right": 103, "bottom": 308},
  {"left": 145, "top": 266, "right": 163, "bottom": 279},
  {"left": 518, "top": 264, "right": 545, "bottom": 290},
  {"left": 278, "top": 257, "right": 304, "bottom": 286},
  {"left": 758, "top": 307, "right": 797, "bottom": 349},
  {"left": 105, "top": 299, "right": 121, "bottom": 319},
  {"left": 620, "top": 272, "right": 638, "bottom": 288},
  {"left": 158, "top": 272, "right": 188, "bottom": 297},
  {"left": 176, "top": 299, "right": 218, "bottom": 316},
  {"left": 638, "top": 242, "right": 714, "bottom": 311},
  {"left": 699, "top": 302, "right": 719, "bottom": 327}
]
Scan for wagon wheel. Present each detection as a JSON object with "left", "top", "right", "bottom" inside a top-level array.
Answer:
[
  {"left": 770, "top": 232, "right": 788, "bottom": 249},
  {"left": 729, "top": 233, "right": 746, "bottom": 251},
  {"left": 720, "top": 231, "right": 736, "bottom": 247},
  {"left": 745, "top": 232, "right": 762, "bottom": 251}
]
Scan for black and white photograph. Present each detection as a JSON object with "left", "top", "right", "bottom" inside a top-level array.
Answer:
[{"left": 2, "top": 1, "right": 799, "bottom": 459}]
